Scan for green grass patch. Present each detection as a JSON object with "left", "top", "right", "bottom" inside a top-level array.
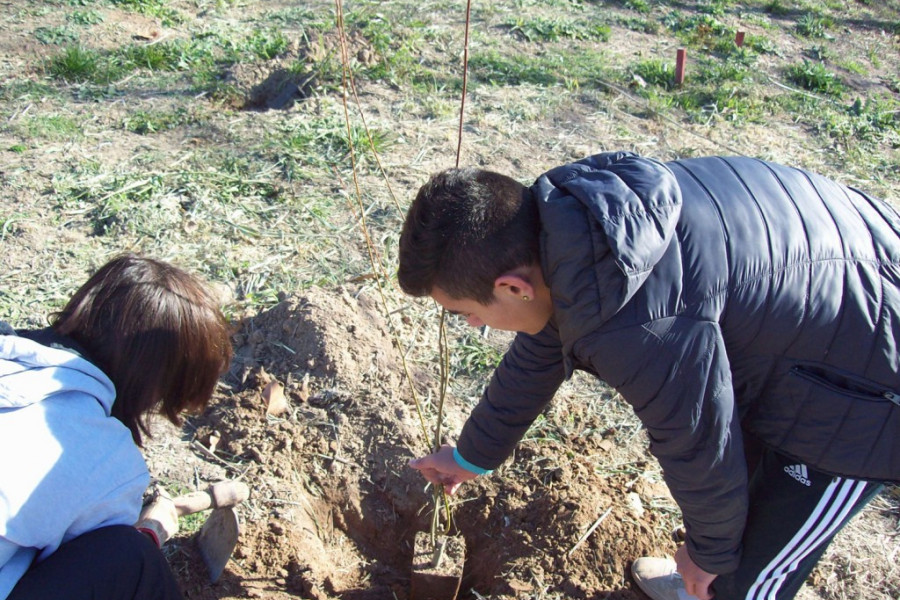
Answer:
[
  {"left": 117, "top": 39, "right": 214, "bottom": 72},
  {"left": 764, "top": 0, "right": 792, "bottom": 16},
  {"left": 45, "top": 46, "right": 121, "bottom": 83},
  {"left": 505, "top": 16, "right": 611, "bottom": 42},
  {"left": 795, "top": 13, "right": 834, "bottom": 38},
  {"left": 663, "top": 11, "right": 735, "bottom": 52},
  {"left": 34, "top": 25, "right": 79, "bottom": 45},
  {"left": 123, "top": 107, "right": 196, "bottom": 134},
  {"left": 244, "top": 29, "right": 289, "bottom": 61},
  {"left": 469, "top": 48, "right": 610, "bottom": 90},
  {"left": 624, "top": 0, "right": 652, "bottom": 14},
  {"left": 837, "top": 60, "right": 866, "bottom": 76},
  {"left": 617, "top": 16, "right": 661, "bottom": 34},
  {"left": 0, "top": 80, "right": 58, "bottom": 101},
  {"left": 68, "top": 9, "right": 104, "bottom": 25},
  {"left": 108, "top": 0, "right": 183, "bottom": 26},
  {"left": 632, "top": 59, "right": 676, "bottom": 90},
  {"left": 19, "top": 114, "right": 82, "bottom": 140},
  {"left": 450, "top": 331, "right": 503, "bottom": 378},
  {"left": 785, "top": 60, "right": 844, "bottom": 96},
  {"left": 270, "top": 114, "right": 393, "bottom": 175},
  {"left": 822, "top": 96, "right": 900, "bottom": 145}
]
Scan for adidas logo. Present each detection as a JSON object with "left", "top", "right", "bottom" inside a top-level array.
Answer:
[{"left": 784, "top": 464, "right": 811, "bottom": 486}]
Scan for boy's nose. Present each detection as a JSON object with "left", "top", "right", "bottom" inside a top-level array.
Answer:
[{"left": 466, "top": 316, "right": 483, "bottom": 328}]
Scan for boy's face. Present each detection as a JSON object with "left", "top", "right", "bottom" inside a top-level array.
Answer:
[{"left": 431, "top": 285, "right": 552, "bottom": 335}]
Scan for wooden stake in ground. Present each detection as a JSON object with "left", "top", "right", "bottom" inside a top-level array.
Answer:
[
  {"left": 410, "top": 532, "right": 465, "bottom": 600},
  {"left": 675, "top": 48, "right": 686, "bottom": 86}
]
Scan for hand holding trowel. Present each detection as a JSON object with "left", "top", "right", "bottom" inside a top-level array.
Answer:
[{"left": 138, "top": 481, "right": 250, "bottom": 583}]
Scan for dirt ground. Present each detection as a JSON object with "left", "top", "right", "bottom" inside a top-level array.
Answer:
[{"left": 144, "top": 286, "right": 680, "bottom": 600}]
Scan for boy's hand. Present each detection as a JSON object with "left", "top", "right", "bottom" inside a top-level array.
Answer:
[
  {"left": 409, "top": 444, "right": 478, "bottom": 495},
  {"left": 675, "top": 545, "right": 717, "bottom": 600}
]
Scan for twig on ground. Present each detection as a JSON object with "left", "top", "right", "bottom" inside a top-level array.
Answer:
[{"left": 568, "top": 507, "right": 613, "bottom": 557}]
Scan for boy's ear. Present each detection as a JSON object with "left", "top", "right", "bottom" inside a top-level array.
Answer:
[{"left": 494, "top": 273, "right": 535, "bottom": 300}]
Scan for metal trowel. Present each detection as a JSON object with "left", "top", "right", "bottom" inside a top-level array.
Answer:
[
  {"left": 171, "top": 481, "right": 248, "bottom": 583},
  {"left": 196, "top": 506, "right": 240, "bottom": 582}
]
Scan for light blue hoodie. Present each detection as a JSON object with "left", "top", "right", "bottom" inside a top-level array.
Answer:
[{"left": 0, "top": 332, "right": 149, "bottom": 599}]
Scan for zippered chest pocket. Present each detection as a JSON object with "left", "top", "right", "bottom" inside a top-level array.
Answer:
[{"left": 790, "top": 364, "right": 900, "bottom": 406}]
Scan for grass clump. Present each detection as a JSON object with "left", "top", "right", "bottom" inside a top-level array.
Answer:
[
  {"left": 470, "top": 48, "right": 609, "bottom": 90},
  {"left": 108, "top": 0, "right": 183, "bottom": 25},
  {"left": 268, "top": 113, "right": 393, "bottom": 178},
  {"left": 764, "top": 0, "right": 792, "bottom": 16},
  {"left": 19, "top": 114, "right": 82, "bottom": 140},
  {"left": 785, "top": 60, "right": 844, "bottom": 96},
  {"left": 822, "top": 96, "right": 900, "bottom": 145},
  {"left": 119, "top": 42, "right": 194, "bottom": 71},
  {"left": 68, "top": 10, "right": 104, "bottom": 25},
  {"left": 34, "top": 25, "right": 79, "bottom": 45},
  {"left": 123, "top": 107, "right": 195, "bottom": 134},
  {"left": 632, "top": 59, "right": 676, "bottom": 90},
  {"left": 795, "top": 13, "right": 834, "bottom": 38},
  {"left": 617, "top": 16, "right": 661, "bottom": 34},
  {"left": 624, "top": 0, "right": 651, "bottom": 14},
  {"left": 506, "top": 16, "right": 611, "bottom": 42},
  {"left": 244, "top": 29, "right": 290, "bottom": 61},
  {"left": 450, "top": 330, "right": 504, "bottom": 378},
  {"left": 663, "top": 11, "right": 735, "bottom": 53},
  {"left": 45, "top": 46, "right": 121, "bottom": 83}
]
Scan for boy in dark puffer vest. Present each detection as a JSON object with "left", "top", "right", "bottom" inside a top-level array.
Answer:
[{"left": 399, "top": 152, "right": 899, "bottom": 600}]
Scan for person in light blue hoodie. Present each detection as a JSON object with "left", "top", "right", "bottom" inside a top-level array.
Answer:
[{"left": 0, "top": 254, "right": 232, "bottom": 600}]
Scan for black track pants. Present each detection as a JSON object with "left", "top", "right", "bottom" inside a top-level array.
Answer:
[
  {"left": 712, "top": 448, "right": 882, "bottom": 600},
  {"left": 8, "top": 525, "right": 184, "bottom": 600}
]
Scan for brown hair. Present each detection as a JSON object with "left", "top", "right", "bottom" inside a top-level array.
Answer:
[
  {"left": 52, "top": 254, "right": 232, "bottom": 446},
  {"left": 398, "top": 167, "right": 540, "bottom": 304}
]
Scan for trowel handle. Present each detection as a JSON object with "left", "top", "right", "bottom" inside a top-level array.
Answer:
[
  {"left": 172, "top": 481, "right": 250, "bottom": 517},
  {"left": 173, "top": 491, "right": 216, "bottom": 517}
]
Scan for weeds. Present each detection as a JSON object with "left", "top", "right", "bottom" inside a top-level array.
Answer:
[
  {"left": 270, "top": 113, "right": 393, "bottom": 173},
  {"left": 108, "top": 0, "right": 183, "bottom": 25},
  {"left": 245, "top": 29, "right": 289, "bottom": 60},
  {"left": 470, "top": 48, "right": 609, "bottom": 89},
  {"left": 45, "top": 46, "right": 118, "bottom": 83},
  {"left": 795, "top": 13, "right": 834, "bottom": 39},
  {"left": 18, "top": 114, "right": 82, "bottom": 140},
  {"left": 822, "top": 96, "right": 900, "bottom": 145},
  {"left": 506, "top": 16, "right": 611, "bottom": 42},
  {"left": 34, "top": 25, "right": 79, "bottom": 45},
  {"left": 123, "top": 107, "right": 196, "bottom": 134},
  {"left": 632, "top": 59, "right": 677, "bottom": 90},
  {"left": 785, "top": 60, "right": 844, "bottom": 96},
  {"left": 68, "top": 10, "right": 104, "bottom": 25}
]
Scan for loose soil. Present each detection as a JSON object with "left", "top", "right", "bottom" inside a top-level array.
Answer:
[{"left": 145, "top": 286, "right": 678, "bottom": 600}]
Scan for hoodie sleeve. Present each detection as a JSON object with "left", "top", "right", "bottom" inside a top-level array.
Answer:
[
  {"left": 456, "top": 323, "right": 567, "bottom": 470},
  {"left": 582, "top": 316, "right": 748, "bottom": 575}
]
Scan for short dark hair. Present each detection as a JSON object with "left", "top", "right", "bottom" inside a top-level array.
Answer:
[
  {"left": 52, "top": 254, "right": 233, "bottom": 446},
  {"left": 398, "top": 167, "right": 540, "bottom": 304}
]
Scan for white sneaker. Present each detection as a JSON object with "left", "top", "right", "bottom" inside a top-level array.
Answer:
[{"left": 631, "top": 557, "right": 700, "bottom": 600}]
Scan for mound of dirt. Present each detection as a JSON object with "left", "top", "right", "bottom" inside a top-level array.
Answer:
[
  {"left": 156, "top": 286, "right": 675, "bottom": 599},
  {"left": 221, "top": 31, "right": 378, "bottom": 110}
]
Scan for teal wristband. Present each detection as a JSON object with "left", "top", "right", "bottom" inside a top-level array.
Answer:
[{"left": 453, "top": 447, "right": 492, "bottom": 475}]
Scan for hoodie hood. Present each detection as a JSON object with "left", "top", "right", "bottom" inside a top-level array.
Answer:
[
  {"left": 0, "top": 334, "right": 115, "bottom": 414},
  {"left": 531, "top": 151, "right": 682, "bottom": 360}
]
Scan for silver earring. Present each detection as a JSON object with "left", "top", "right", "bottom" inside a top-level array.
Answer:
[{"left": 522, "top": 295, "right": 530, "bottom": 301}]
